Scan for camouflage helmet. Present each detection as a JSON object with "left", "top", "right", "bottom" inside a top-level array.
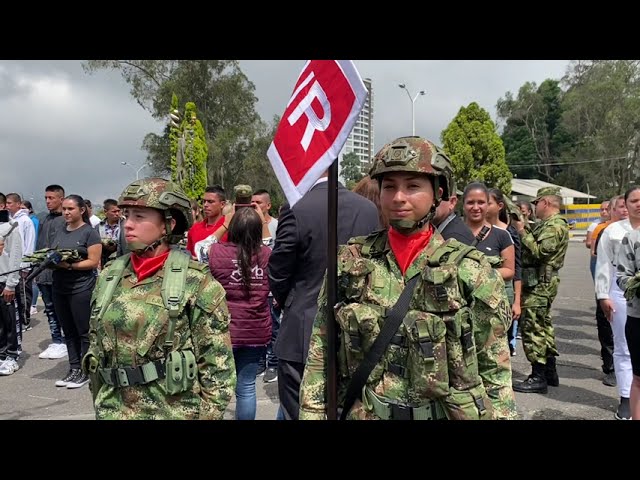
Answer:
[
  {"left": 368, "top": 136, "right": 454, "bottom": 200},
  {"left": 118, "top": 177, "right": 193, "bottom": 248}
]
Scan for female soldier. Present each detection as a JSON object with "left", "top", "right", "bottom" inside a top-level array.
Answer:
[
  {"left": 82, "top": 178, "right": 236, "bottom": 420},
  {"left": 299, "top": 136, "right": 515, "bottom": 420}
]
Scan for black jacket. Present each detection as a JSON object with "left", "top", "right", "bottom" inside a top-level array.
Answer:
[
  {"left": 439, "top": 214, "right": 475, "bottom": 246},
  {"left": 268, "top": 181, "right": 379, "bottom": 364}
]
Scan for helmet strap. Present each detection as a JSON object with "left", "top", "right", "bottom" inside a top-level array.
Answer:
[{"left": 164, "top": 210, "right": 174, "bottom": 238}]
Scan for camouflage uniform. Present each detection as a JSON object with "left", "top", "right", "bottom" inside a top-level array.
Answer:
[
  {"left": 298, "top": 137, "right": 516, "bottom": 420},
  {"left": 82, "top": 178, "right": 236, "bottom": 419},
  {"left": 515, "top": 186, "right": 569, "bottom": 392}
]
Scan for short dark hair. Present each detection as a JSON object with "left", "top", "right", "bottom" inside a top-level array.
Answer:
[
  {"left": 204, "top": 185, "right": 226, "bottom": 201},
  {"left": 45, "top": 184, "right": 65, "bottom": 196},
  {"left": 253, "top": 189, "right": 270, "bottom": 197},
  {"left": 85, "top": 199, "right": 93, "bottom": 209},
  {"left": 23, "top": 200, "right": 33, "bottom": 213},
  {"left": 103, "top": 198, "right": 118, "bottom": 210}
]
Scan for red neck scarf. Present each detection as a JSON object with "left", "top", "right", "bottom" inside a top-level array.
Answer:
[
  {"left": 388, "top": 226, "right": 434, "bottom": 275},
  {"left": 130, "top": 250, "right": 170, "bottom": 282}
]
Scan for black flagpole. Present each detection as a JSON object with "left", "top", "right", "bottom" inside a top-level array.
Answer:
[{"left": 326, "top": 159, "right": 339, "bottom": 420}]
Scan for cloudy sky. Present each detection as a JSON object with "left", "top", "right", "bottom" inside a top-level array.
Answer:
[{"left": 0, "top": 60, "right": 569, "bottom": 213}]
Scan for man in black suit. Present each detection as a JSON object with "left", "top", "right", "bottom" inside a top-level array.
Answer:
[
  {"left": 432, "top": 187, "right": 474, "bottom": 245},
  {"left": 268, "top": 172, "right": 379, "bottom": 420}
]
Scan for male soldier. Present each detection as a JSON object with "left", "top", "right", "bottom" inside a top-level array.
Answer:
[
  {"left": 298, "top": 136, "right": 516, "bottom": 420},
  {"left": 513, "top": 186, "right": 569, "bottom": 393}
]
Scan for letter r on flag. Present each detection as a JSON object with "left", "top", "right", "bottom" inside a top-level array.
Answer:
[{"left": 267, "top": 60, "right": 368, "bottom": 207}]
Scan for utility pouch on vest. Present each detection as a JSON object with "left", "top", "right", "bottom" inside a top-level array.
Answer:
[
  {"left": 84, "top": 354, "right": 102, "bottom": 404},
  {"left": 165, "top": 351, "right": 183, "bottom": 395},
  {"left": 182, "top": 350, "right": 197, "bottom": 388},
  {"left": 165, "top": 350, "right": 196, "bottom": 395},
  {"left": 521, "top": 267, "right": 539, "bottom": 288},
  {"left": 540, "top": 265, "right": 556, "bottom": 283}
]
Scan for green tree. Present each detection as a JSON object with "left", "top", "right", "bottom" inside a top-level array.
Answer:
[
  {"left": 170, "top": 102, "right": 208, "bottom": 199},
  {"left": 340, "top": 151, "right": 363, "bottom": 189},
  {"left": 83, "top": 60, "right": 260, "bottom": 188},
  {"left": 559, "top": 60, "right": 640, "bottom": 198},
  {"left": 441, "top": 102, "right": 512, "bottom": 194},
  {"left": 496, "top": 79, "right": 572, "bottom": 181}
]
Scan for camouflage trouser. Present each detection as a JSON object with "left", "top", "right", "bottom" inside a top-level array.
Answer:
[{"left": 521, "top": 276, "right": 560, "bottom": 364}]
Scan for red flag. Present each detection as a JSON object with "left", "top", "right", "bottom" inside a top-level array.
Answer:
[{"left": 267, "top": 60, "right": 368, "bottom": 206}]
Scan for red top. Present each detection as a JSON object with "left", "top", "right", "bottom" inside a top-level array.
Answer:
[
  {"left": 388, "top": 226, "right": 434, "bottom": 275},
  {"left": 186, "top": 217, "right": 228, "bottom": 255},
  {"left": 130, "top": 250, "right": 170, "bottom": 282}
]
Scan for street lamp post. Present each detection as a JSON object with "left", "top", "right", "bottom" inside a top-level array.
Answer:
[
  {"left": 121, "top": 161, "right": 152, "bottom": 180},
  {"left": 398, "top": 84, "right": 426, "bottom": 136}
]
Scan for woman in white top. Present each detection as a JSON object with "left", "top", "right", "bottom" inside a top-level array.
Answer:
[{"left": 596, "top": 194, "right": 632, "bottom": 419}]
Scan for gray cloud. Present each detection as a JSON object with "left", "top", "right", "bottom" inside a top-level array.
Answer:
[
  {"left": 0, "top": 61, "right": 161, "bottom": 213},
  {"left": 1, "top": 60, "right": 569, "bottom": 214},
  {"left": 240, "top": 60, "right": 570, "bottom": 150}
]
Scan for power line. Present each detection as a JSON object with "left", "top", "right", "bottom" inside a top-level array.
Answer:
[{"left": 509, "top": 155, "right": 629, "bottom": 168}]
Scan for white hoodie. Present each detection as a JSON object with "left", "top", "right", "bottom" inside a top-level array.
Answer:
[
  {"left": 0, "top": 221, "right": 23, "bottom": 291},
  {"left": 11, "top": 209, "right": 35, "bottom": 267}
]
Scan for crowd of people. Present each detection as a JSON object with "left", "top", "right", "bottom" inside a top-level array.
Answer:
[{"left": 3, "top": 134, "right": 638, "bottom": 420}]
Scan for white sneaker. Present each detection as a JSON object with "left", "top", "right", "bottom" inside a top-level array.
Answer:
[
  {"left": 0, "top": 358, "right": 19, "bottom": 375},
  {"left": 48, "top": 343, "right": 68, "bottom": 359},
  {"left": 39, "top": 344, "right": 55, "bottom": 359},
  {"left": 30, "top": 306, "right": 38, "bottom": 316},
  {"left": 39, "top": 343, "right": 68, "bottom": 360}
]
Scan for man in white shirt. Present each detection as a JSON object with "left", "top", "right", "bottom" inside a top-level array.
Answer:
[
  {"left": 252, "top": 189, "right": 279, "bottom": 381},
  {"left": 595, "top": 195, "right": 632, "bottom": 419},
  {"left": 252, "top": 190, "right": 278, "bottom": 240},
  {"left": 5, "top": 193, "right": 35, "bottom": 331}
]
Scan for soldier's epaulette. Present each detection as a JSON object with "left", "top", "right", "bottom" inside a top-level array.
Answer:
[
  {"left": 361, "top": 228, "right": 388, "bottom": 257},
  {"left": 188, "top": 258, "right": 210, "bottom": 273},
  {"left": 347, "top": 236, "right": 367, "bottom": 245}
]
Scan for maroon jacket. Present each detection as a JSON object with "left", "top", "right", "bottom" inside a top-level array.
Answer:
[{"left": 209, "top": 242, "right": 271, "bottom": 347}]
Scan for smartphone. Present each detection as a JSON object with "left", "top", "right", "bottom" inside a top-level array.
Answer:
[
  {"left": 0, "top": 210, "right": 9, "bottom": 223},
  {"left": 235, "top": 203, "right": 255, "bottom": 210}
]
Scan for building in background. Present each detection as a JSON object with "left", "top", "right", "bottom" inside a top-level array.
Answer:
[
  {"left": 339, "top": 78, "right": 374, "bottom": 180},
  {"left": 510, "top": 178, "right": 599, "bottom": 230}
]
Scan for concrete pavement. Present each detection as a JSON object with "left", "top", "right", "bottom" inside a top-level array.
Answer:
[{"left": 0, "top": 242, "right": 619, "bottom": 420}]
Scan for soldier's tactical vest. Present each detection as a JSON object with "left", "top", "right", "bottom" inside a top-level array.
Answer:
[
  {"left": 336, "top": 231, "right": 491, "bottom": 420},
  {"left": 521, "top": 215, "right": 569, "bottom": 289},
  {"left": 84, "top": 250, "right": 197, "bottom": 395}
]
